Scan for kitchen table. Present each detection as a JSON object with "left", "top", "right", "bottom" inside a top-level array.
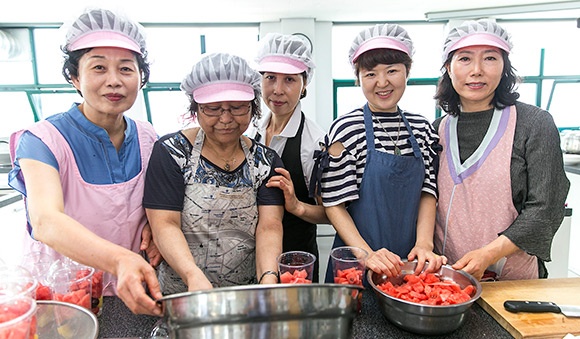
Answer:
[{"left": 97, "top": 289, "right": 511, "bottom": 339}]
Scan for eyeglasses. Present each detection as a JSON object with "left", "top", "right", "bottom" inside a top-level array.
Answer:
[{"left": 199, "top": 104, "right": 251, "bottom": 117}]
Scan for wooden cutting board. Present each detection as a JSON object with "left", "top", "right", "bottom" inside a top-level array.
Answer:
[{"left": 477, "top": 277, "right": 580, "bottom": 338}]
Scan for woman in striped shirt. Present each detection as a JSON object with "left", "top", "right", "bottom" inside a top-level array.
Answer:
[{"left": 317, "top": 23, "right": 445, "bottom": 283}]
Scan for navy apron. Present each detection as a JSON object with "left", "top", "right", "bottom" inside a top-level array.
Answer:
[{"left": 324, "top": 104, "right": 424, "bottom": 284}]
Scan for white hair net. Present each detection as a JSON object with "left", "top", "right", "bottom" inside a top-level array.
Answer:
[
  {"left": 348, "top": 23, "right": 414, "bottom": 66},
  {"left": 181, "top": 53, "right": 262, "bottom": 104},
  {"left": 442, "top": 19, "right": 512, "bottom": 63},
  {"left": 63, "top": 8, "right": 147, "bottom": 55},
  {"left": 255, "top": 33, "right": 316, "bottom": 84}
]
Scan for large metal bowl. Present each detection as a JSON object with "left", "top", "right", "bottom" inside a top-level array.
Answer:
[
  {"left": 157, "top": 283, "right": 363, "bottom": 339},
  {"left": 36, "top": 300, "right": 98, "bottom": 339},
  {"left": 367, "top": 262, "right": 482, "bottom": 335}
]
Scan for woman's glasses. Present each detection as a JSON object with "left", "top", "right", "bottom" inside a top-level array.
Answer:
[{"left": 199, "top": 104, "right": 251, "bottom": 117}]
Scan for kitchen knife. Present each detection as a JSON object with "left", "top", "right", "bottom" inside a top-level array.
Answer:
[{"left": 504, "top": 300, "right": 580, "bottom": 317}]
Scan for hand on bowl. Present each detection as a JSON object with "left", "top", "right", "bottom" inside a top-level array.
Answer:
[
  {"left": 365, "top": 248, "right": 404, "bottom": 278},
  {"left": 407, "top": 246, "right": 447, "bottom": 275}
]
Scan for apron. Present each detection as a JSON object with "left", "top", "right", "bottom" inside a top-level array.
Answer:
[
  {"left": 434, "top": 106, "right": 538, "bottom": 280},
  {"left": 280, "top": 113, "right": 319, "bottom": 282},
  {"left": 10, "top": 120, "right": 156, "bottom": 296},
  {"left": 157, "top": 129, "right": 259, "bottom": 294},
  {"left": 324, "top": 104, "right": 424, "bottom": 284}
]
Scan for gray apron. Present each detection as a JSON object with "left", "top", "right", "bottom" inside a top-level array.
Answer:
[{"left": 158, "top": 130, "right": 259, "bottom": 294}]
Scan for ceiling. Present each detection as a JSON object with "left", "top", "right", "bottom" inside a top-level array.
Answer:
[{"left": 2, "top": 0, "right": 580, "bottom": 24}]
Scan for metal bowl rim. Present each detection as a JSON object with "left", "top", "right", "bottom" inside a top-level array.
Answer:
[{"left": 157, "top": 282, "right": 364, "bottom": 304}]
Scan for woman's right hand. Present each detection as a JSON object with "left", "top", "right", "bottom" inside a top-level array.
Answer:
[
  {"left": 366, "top": 248, "right": 405, "bottom": 278},
  {"left": 114, "top": 253, "right": 163, "bottom": 316},
  {"left": 186, "top": 267, "right": 213, "bottom": 291}
]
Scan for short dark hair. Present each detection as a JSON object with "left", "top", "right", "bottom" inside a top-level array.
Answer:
[
  {"left": 61, "top": 47, "right": 151, "bottom": 97},
  {"left": 434, "top": 49, "right": 520, "bottom": 116},
  {"left": 353, "top": 48, "right": 412, "bottom": 84}
]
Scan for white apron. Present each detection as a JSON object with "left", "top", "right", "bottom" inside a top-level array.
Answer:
[
  {"left": 434, "top": 106, "right": 537, "bottom": 280},
  {"left": 157, "top": 130, "right": 259, "bottom": 294}
]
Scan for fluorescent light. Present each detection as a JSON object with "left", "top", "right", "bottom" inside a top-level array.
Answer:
[{"left": 425, "top": 1, "right": 580, "bottom": 21}]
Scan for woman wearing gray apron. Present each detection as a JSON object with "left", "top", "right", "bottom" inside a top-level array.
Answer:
[
  {"left": 249, "top": 33, "right": 328, "bottom": 282},
  {"left": 143, "top": 53, "right": 285, "bottom": 293},
  {"left": 313, "top": 24, "right": 445, "bottom": 284}
]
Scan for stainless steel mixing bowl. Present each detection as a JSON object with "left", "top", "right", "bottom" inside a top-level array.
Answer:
[
  {"left": 367, "top": 262, "right": 482, "bottom": 335},
  {"left": 36, "top": 300, "right": 98, "bottom": 339},
  {"left": 157, "top": 283, "right": 363, "bottom": 339}
]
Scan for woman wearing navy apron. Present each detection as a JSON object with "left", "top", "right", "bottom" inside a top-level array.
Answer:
[
  {"left": 314, "top": 24, "right": 445, "bottom": 283},
  {"left": 248, "top": 33, "right": 328, "bottom": 282},
  {"left": 433, "top": 20, "right": 569, "bottom": 281}
]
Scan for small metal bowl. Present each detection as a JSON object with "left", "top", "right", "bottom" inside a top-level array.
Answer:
[
  {"left": 158, "top": 283, "right": 363, "bottom": 339},
  {"left": 367, "top": 262, "right": 482, "bottom": 335}
]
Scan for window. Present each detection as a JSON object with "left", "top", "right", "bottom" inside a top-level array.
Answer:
[{"left": 0, "top": 24, "right": 259, "bottom": 139}]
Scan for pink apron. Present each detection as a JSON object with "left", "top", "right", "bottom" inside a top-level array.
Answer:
[
  {"left": 10, "top": 120, "right": 156, "bottom": 295},
  {"left": 434, "top": 106, "right": 537, "bottom": 280}
]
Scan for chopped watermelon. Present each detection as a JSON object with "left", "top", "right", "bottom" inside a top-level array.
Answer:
[
  {"left": 279, "top": 269, "right": 312, "bottom": 284},
  {"left": 377, "top": 273, "right": 476, "bottom": 305},
  {"left": 0, "top": 298, "right": 35, "bottom": 339},
  {"left": 334, "top": 267, "right": 363, "bottom": 286}
]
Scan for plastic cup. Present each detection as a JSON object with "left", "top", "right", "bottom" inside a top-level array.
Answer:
[
  {"left": 330, "top": 246, "right": 368, "bottom": 286},
  {"left": 0, "top": 265, "right": 38, "bottom": 300},
  {"left": 0, "top": 295, "right": 37, "bottom": 339},
  {"left": 21, "top": 252, "right": 54, "bottom": 301},
  {"left": 90, "top": 270, "right": 104, "bottom": 316},
  {"left": 277, "top": 251, "right": 316, "bottom": 284},
  {"left": 48, "top": 265, "right": 94, "bottom": 312}
]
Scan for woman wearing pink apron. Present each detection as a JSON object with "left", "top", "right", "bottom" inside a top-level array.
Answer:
[
  {"left": 8, "top": 8, "right": 163, "bottom": 316},
  {"left": 433, "top": 19, "right": 569, "bottom": 280}
]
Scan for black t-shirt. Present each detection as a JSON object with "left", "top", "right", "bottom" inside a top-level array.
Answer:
[{"left": 143, "top": 131, "right": 284, "bottom": 211}]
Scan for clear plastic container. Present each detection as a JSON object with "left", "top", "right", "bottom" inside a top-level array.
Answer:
[
  {"left": 277, "top": 251, "right": 316, "bottom": 284},
  {"left": 0, "top": 295, "right": 37, "bottom": 339},
  {"left": 0, "top": 265, "right": 38, "bottom": 300}
]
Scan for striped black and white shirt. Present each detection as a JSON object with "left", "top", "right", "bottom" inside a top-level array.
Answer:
[{"left": 321, "top": 107, "right": 439, "bottom": 207}]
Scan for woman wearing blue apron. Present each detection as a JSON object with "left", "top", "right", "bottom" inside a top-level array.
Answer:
[{"left": 313, "top": 24, "right": 445, "bottom": 284}]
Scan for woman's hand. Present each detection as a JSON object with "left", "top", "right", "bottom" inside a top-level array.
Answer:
[
  {"left": 186, "top": 267, "right": 213, "bottom": 291},
  {"left": 114, "top": 252, "right": 163, "bottom": 316},
  {"left": 366, "top": 248, "right": 404, "bottom": 278},
  {"left": 452, "top": 236, "right": 519, "bottom": 280},
  {"left": 408, "top": 246, "right": 447, "bottom": 275},
  {"left": 140, "top": 223, "right": 163, "bottom": 268},
  {"left": 451, "top": 248, "right": 495, "bottom": 280},
  {"left": 266, "top": 168, "right": 302, "bottom": 216}
]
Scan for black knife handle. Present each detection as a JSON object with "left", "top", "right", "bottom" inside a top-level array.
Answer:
[{"left": 504, "top": 300, "right": 561, "bottom": 313}]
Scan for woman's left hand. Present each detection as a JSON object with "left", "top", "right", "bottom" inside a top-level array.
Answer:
[
  {"left": 266, "top": 168, "right": 302, "bottom": 215},
  {"left": 408, "top": 246, "right": 447, "bottom": 275},
  {"left": 452, "top": 248, "right": 495, "bottom": 281},
  {"left": 140, "top": 223, "right": 163, "bottom": 267}
]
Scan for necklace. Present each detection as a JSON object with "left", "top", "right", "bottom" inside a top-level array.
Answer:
[
  {"left": 205, "top": 142, "right": 238, "bottom": 171},
  {"left": 372, "top": 112, "right": 402, "bottom": 155}
]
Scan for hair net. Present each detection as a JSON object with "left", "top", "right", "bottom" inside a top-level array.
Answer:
[
  {"left": 348, "top": 23, "right": 414, "bottom": 66},
  {"left": 255, "top": 33, "right": 316, "bottom": 84},
  {"left": 63, "top": 8, "right": 147, "bottom": 55},
  {"left": 442, "top": 19, "right": 512, "bottom": 63},
  {"left": 181, "top": 53, "right": 262, "bottom": 104}
]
